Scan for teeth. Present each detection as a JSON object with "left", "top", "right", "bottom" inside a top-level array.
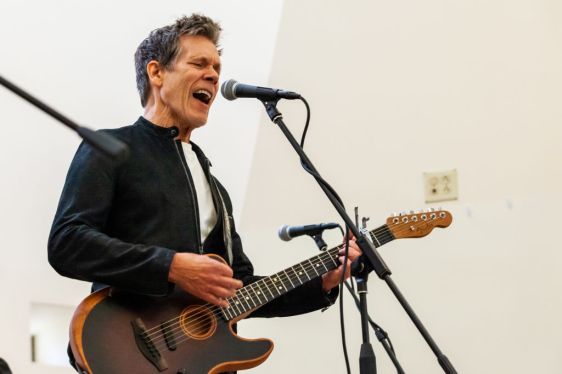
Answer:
[{"left": 194, "top": 89, "right": 211, "bottom": 99}]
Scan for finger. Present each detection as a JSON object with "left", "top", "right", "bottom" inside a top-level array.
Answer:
[
  {"left": 205, "top": 293, "right": 229, "bottom": 308},
  {"left": 215, "top": 276, "right": 242, "bottom": 290},
  {"left": 204, "top": 259, "right": 235, "bottom": 277},
  {"left": 203, "top": 276, "right": 242, "bottom": 295},
  {"left": 210, "top": 285, "right": 238, "bottom": 299}
]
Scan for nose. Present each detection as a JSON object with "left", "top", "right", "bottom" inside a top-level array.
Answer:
[{"left": 204, "top": 66, "right": 219, "bottom": 85}]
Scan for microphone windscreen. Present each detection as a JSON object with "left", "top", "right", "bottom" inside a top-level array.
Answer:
[
  {"left": 221, "top": 79, "right": 238, "bottom": 101},
  {"left": 277, "top": 225, "right": 291, "bottom": 241}
]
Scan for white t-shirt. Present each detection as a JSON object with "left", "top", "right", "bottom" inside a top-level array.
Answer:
[{"left": 181, "top": 142, "right": 217, "bottom": 243}]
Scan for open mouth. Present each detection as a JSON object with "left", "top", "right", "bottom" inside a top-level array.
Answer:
[{"left": 193, "top": 89, "right": 212, "bottom": 105}]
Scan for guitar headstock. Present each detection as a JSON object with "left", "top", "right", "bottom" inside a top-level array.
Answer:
[{"left": 386, "top": 209, "right": 452, "bottom": 239}]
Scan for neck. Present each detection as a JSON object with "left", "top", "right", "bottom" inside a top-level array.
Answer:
[{"left": 143, "top": 105, "right": 194, "bottom": 143}]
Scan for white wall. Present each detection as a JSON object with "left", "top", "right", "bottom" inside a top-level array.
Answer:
[
  {"left": 0, "top": 1, "right": 282, "bottom": 372},
  {"left": 1, "top": 0, "right": 561, "bottom": 373},
  {"left": 238, "top": 0, "right": 562, "bottom": 373}
]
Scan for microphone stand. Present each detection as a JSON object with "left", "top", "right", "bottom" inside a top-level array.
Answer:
[
  {"left": 352, "top": 209, "right": 377, "bottom": 374},
  {"left": 0, "top": 74, "right": 129, "bottom": 159},
  {"left": 261, "top": 99, "right": 457, "bottom": 374},
  {"left": 355, "top": 265, "right": 377, "bottom": 373}
]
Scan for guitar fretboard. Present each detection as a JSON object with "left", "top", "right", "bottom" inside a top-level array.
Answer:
[{"left": 221, "top": 223, "right": 395, "bottom": 320}]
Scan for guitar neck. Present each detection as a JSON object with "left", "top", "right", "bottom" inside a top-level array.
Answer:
[{"left": 221, "top": 224, "right": 395, "bottom": 320}]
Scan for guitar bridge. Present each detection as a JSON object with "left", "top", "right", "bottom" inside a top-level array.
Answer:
[{"left": 131, "top": 318, "right": 168, "bottom": 371}]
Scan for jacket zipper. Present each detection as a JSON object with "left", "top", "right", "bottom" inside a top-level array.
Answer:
[{"left": 174, "top": 140, "right": 203, "bottom": 254}]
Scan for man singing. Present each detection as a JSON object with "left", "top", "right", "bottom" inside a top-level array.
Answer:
[{"left": 49, "top": 14, "right": 359, "bottom": 372}]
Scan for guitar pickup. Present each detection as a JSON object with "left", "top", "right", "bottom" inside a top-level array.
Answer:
[{"left": 131, "top": 318, "right": 168, "bottom": 371}]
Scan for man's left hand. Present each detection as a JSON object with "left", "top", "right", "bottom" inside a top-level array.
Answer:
[{"left": 321, "top": 235, "right": 361, "bottom": 292}]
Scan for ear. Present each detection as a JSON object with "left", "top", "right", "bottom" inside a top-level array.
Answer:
[{"left": 146, "top": 60, "right": 164, "bottom": 88}]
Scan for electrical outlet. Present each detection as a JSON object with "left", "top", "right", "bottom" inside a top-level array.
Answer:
[{"left": 423, "top": 169, "right": 458, "bottom": 203}]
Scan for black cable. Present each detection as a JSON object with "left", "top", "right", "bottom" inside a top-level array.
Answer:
[
  {"left": 335, "top": 224, "right": 404, "bottom": 373},
  {"left": 298, "top": 98, "right": 351, "bottom": 374},
  {"left": 299, "top": 97, "right": 311, "bottom": 149},
  {"left": 339, "top": 232, "right": 352, "bottom": 374},
  {"left": 298, "top": 97, "right": 346, "bottom": 209},
  {"left": 298, "top": 97, "right": 403, "bottom": 373}
]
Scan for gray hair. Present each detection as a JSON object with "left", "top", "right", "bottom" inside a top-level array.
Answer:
[{"left": 134, "top": 14, "right": 222, "bottom": 107}]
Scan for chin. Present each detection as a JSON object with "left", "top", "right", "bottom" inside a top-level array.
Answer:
[{"left": 178, "top": 114, "right": 208, "bottom": 129}]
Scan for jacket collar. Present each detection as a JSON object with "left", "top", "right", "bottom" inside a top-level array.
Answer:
[
  {"left": 137, "top": 116, "right": 212, "bottom": 168},
  {"left": 137, "top": 116, "right": 179, "bottom": 138}
]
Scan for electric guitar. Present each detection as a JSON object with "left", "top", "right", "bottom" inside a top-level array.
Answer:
[{"left": 70, "top": 210, "right": 452, "bottom": 373}]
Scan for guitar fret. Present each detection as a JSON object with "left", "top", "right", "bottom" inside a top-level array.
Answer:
[
  {"left": 249, "top": 282, "right": 264, "bottom": 304},
  {"left": 321, "top": 253, "right": 333, "bottom": 271},
  {"left": 221, "top": 305, "right": 234, "bottom": 320},
  {"left": 240, "top": 287, "right": 257, "bottom": 309},
  {"left": 289, "top": 266, "right": 304, "bottom": 286},
  {"left": 327, "top": 252, "right": 339, "bottom": 268},
  {"left": 306, "top": 259, "right": 318, "bottom": 276},
  {"left": 230, "top": 294, "right": 244, "bottom": 315},
  {"left": 299, "top": 263, "right": 311, "bottom": 281},
  {"left": 260, "top": 278, "right": 275, "bottom": 300},
  {"left": 272, "top": 275, "right": 286, "bottom": 294},
  {"left": 244, "top": 285, "right": 260, "bottom": 308},
  {"left": 283, "top": 269, "right": 295, "bottom": 289}
]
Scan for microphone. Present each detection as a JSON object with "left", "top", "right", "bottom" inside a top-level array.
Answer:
[
  {"left": 278, "top": 223, "right": 339, "bottom": 242},
  {"left": 221, "top": 79, "right": 301, "bottom": 101}
]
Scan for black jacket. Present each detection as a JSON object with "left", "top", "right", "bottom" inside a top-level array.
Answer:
[{"left": 48, "top": 116, "right": 335, "bottom": 318}]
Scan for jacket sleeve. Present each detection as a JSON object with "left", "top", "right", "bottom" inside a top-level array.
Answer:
[
  {"left": 48, "top": 140, "right": 176, "bottom": 296},
  {"left": 216, "top": 181, "right": 338, "bottom": 318}
]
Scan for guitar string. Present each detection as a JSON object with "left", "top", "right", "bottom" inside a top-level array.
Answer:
[
  {"left": 147, "top": 220, "right": 445, "bottom": 352},
  {"left": 141, "top": 215, "right": 447, "bottom": 346},
  {"left": 153, "top": 215, "right": 422, "bottom": 350},
  {"left": 143, "top": 216, "right": 440, "bottom": 347},
  {"left": 141, "top": 232, "right": 358, "bottom": 340},
  {"left": 149, "top": 248, "right": 342, "bottom": 350},
  {"left": 143, "top": 228, "right": 379, "bottom": 344},
  {"left": 147, "top": 246, "right": 342, "bottom": 345},
  {"left": 146, "top": 220, "right": 445, "bottom": 350},
  {"left": 141, "top": 213, "right": 449, "bottom": 347}
]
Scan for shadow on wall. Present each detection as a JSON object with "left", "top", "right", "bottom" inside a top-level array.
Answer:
[{"left": 0, "top": 358, "right": 12, "bottom": 374}]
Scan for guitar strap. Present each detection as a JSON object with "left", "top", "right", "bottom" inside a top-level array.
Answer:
[{"left": 212, "top": 176, "right": 233, "bottom": 265}]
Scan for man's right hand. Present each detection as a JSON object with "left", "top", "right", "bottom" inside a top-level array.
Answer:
[{"left": 168, "top": 253, "right": 242, "bottom": 307}]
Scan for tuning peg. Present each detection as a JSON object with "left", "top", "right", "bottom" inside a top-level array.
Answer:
[{"left": 409, "top": 210, "right": 415, "bottom": 214}]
